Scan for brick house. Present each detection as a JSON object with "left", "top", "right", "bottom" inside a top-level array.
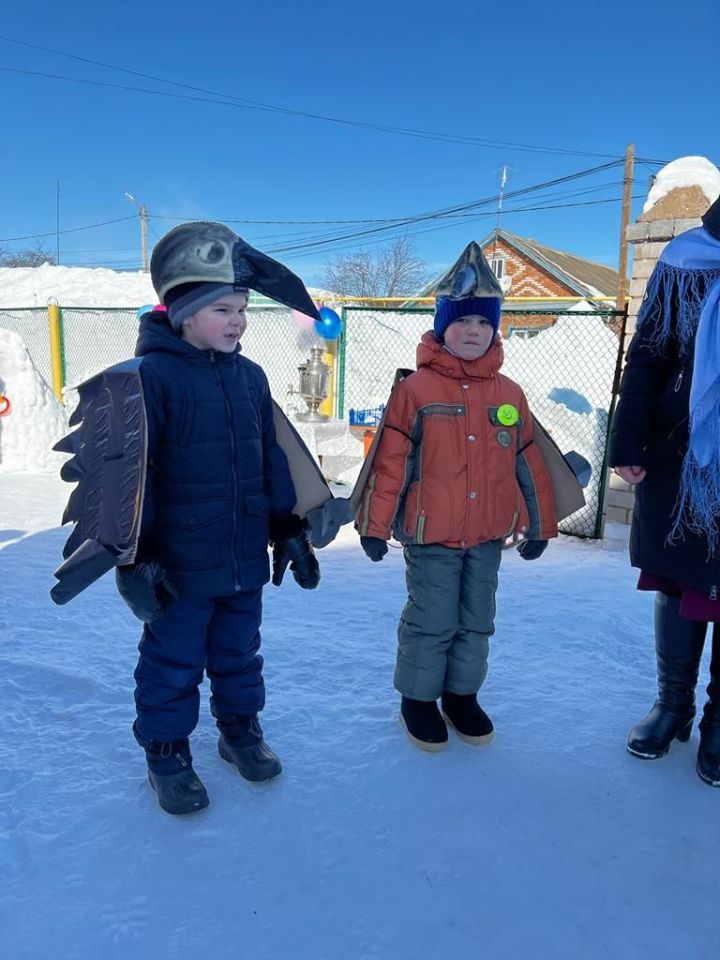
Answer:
[{"left": 416, "top": 229, "right": 620, "bottom": 337}]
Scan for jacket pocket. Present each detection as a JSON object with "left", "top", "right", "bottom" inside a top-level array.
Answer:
[
  {"left": 159, "top": 498, "right": 229, "bottom": 529},
  {"left": 159, "top": 498, "right": 229, "bottom": 571},
  {"left": 403, "top": 481, "right": 420, "bottom": 538}
]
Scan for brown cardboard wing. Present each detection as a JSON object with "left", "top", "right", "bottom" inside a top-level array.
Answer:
[
  {"left": 531, "top": 415, "right": 586, "bottom": 521},
  {"left": 271, "top": 401, "right": 334, "bottom": 517}
]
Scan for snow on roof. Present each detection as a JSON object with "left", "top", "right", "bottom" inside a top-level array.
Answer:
[{"left": 643, "top": 156, "right": 720, "bottom": 215}]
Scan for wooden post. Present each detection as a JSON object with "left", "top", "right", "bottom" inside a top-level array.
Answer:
[{"left": 616, "top": 143, "right": 635, "bottom": 311}]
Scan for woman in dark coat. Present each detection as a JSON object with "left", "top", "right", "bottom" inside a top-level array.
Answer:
[{"left": 609, "top": 198, "right": 720, "bottom": 787}]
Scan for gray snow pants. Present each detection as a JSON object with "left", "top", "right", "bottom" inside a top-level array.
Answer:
[{"left": 394, "top": 541, "right": 502, "bottom": 701}]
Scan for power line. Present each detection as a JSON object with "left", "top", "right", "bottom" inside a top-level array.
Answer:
[
  {"left": 150, "top": 180, "right": 630, "bottom": 228},
  {"left": 0, "top": 34, "right": 663, "bottom": 161},
  {"left": 261, "top": 161, "right": 627, "bottom": 254},
  {"left": 56, "top": 194, "right": 642, "bottom": 269},
  {"left": 0, "top": 216, "right": 136, "bottom": 243},
  {"left": 0, "top": 162, "right": 622, "bottom": 248},
  {"left": 270, "top": 194, "right": 645, "bottom": 259}
]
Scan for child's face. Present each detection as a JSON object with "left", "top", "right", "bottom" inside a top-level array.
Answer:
[
  {"left": 181, "top": 291, "right": 249, "bottom": 353},
  {"left": 443, "top": 314, "right": 495, "bottom": 360}
]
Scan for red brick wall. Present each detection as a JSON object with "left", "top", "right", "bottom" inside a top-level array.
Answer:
[{"left": 481, "top": 238, "right": 574, "bottom": 299}]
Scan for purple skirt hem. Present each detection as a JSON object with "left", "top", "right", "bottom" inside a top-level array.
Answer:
[{"left": 637, "top": 572, "right": 720, "bottom": 622}]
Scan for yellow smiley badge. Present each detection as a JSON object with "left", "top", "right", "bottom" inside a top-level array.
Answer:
[{"left": 497, "top": 403, "right": 519, "bottom": 427}]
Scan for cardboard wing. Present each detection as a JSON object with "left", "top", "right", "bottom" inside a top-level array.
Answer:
[
  {"left": 51, "top": 359, "right": 148, "bottom": 605},
  {"left": 270, "top": 401, "right": 336, "bottom": 518},
  {"left": 530, "top": 415, "right": 587, "bottom": 522}
]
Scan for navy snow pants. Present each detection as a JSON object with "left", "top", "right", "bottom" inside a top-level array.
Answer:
[{"left": 133, "top": 589, "right": 265, "bottom": 745}]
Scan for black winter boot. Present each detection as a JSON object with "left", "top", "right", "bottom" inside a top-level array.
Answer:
[
  {"left": 627, "top": 594, "right": 706, "bottom": 760},
  {"left": 144, "top": 739, "right": 209, "bottom": 816},
  {"left": 216, "top": 714, "right": 282, "bottom": 783},
  {"left": 400, "top": 697, "right": 448, "bottom": 752},
  {"left": 697, "top": 626, "right": 720, "bottom": 787},
  {"left": 441, "top": 692, "right": 494, "bottom": 745}
]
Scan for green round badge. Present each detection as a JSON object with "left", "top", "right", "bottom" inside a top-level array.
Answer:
[{"left": 497, "top": 403, "right": 519, "bottom": 427}]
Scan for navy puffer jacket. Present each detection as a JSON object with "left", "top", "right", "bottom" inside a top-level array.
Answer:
[{"left": 135, "top": 311, "right": 296, "bottom": 598}]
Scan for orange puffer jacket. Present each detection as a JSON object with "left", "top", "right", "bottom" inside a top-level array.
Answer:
[{"left": 356, "top": 333, "right": 558, "bottom": 547}]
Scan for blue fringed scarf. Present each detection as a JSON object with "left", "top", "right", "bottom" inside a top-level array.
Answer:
[{"left": 637, "top": 228, "right": 720, "bottom": 550}]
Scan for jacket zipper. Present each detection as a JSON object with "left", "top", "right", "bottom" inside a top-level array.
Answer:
[
  {"left": 674, "top": 369, "right": 684, "bottom": 392},
  {"left": 209, "top": 351, "right": 242, "bottom": 591},
  {"left": 711, "top": 586, "right": 718, "bottom": 601}
]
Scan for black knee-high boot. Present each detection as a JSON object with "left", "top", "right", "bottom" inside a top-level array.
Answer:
[
  {"left": 627, "top": 593, "right": 707, "bottom": 760},
  {"left": 697, "top": 625, "right": 720, "bottom": 787}
]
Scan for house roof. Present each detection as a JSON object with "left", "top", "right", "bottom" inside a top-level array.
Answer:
[{"left": 415, "top": 229, "right": 619, "bottom": 301}]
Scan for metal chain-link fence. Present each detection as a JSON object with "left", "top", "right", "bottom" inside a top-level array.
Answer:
[
  {"left": 340, "top": 306, "right": 626, "bottom": 538},
  {"left": 7, "top": 306, "right": 318, "bottom": 415},
  {"left": 1, "top": 302, "right": 624, "bottom": 538},
  {"left": 0, "top": 308, "right": 55, "bottom": 388}
]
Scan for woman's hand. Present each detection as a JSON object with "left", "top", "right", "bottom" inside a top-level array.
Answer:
[{"left": 614, "top": 465, "right": 647, "bottom": 485}]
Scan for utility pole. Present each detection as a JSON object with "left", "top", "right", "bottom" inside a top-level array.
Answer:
[
  {"left": 615, "top": 143, "right": 635, "bottom": 311},
  {"left": 125, "top": 193, "right": 149, "bottom": 272},
  {"left": 55, "top": 180, "right": 61, "bottom": 265},
  {"left": 140, "top": 203, "right": 149, "bottom": 272}
]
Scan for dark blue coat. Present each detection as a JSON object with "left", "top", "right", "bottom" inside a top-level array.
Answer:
[
  {"left": 135, "top": 312, "right": 296, "bottom": 598},
  {"left": 609, "top": 321, "right": 720, "bottom": 596}
]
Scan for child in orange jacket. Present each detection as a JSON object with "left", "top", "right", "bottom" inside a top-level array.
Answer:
[{"left": 357, "top": 243, "right": 557, "bottom": 751}]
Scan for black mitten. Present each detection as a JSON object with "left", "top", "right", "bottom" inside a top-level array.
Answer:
[
  {"left": 360, "top": 536, "right": 388, "bottom": 562},
  {"left": 115, "top": 559, "right": 179, "bottom": 622},
  {"left": 516, "top": 539, "right": 548, "bottom": 561},
  {"left": 270, "top": 514, "right": 320, "bottom": 590}
]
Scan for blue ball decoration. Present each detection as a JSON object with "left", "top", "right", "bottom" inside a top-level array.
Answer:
[{"left": 313, "top": 306, "right": 342, "bottom": 341}]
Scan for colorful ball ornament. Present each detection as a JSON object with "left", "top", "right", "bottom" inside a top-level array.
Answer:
[{"left": 313, "top": 306, "right": 342, "bottom": 341}]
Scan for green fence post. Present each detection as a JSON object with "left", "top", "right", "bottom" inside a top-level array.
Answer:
[{"left": 337, "top": 308, "right": 347, "bottom": 419}]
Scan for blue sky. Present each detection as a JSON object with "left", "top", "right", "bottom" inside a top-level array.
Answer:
[{"left": 1, "top": 0, "right": 718, "bottom": 286}]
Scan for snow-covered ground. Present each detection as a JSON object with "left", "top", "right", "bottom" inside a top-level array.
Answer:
[{"left": 2, "top": 472, "right": 719, "bottom": 960}]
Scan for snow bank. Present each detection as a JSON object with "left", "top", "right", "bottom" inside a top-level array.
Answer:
[
  {"left": 0, "top": 328, "right": 67, "bottom": 472},
  {"left": 0, "top": 262, "right": 330, "bottom": 310},
  {"left": 643, "top": 156, "right": 720, "bottom": 215}
]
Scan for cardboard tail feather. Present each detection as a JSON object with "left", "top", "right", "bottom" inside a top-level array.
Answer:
[
  {"left": 51, "top": 360, "right": 336, "bottom": 606},
  {"left": 304, "top": 368, "right": 591, "bottom": 548}
]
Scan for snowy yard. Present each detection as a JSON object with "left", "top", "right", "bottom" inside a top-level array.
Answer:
[{"left": 1, "top": 472, "right": 719, "bottom": 960}]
